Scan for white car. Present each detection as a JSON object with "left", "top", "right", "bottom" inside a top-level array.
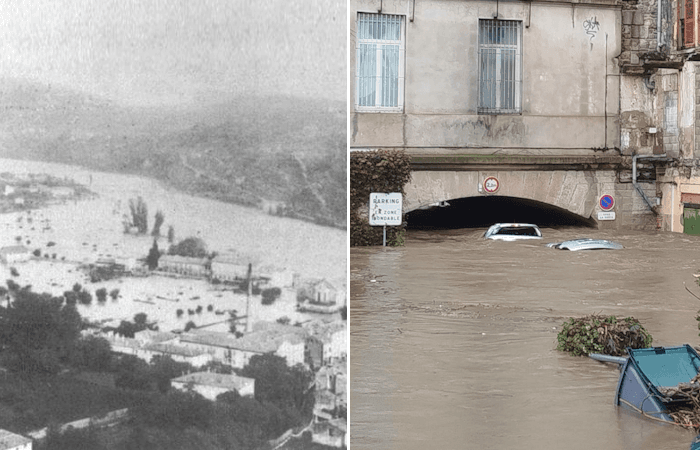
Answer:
[
  {"left": 483, "top": 223, "right": 542, "bottom": 241},
  {"left": 546, "top": 238, "right": 623, "bottom": 251}
]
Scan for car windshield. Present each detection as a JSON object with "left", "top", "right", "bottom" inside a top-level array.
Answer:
[{"left": 496, "top": 227, "right": 540, "bottom": 236}]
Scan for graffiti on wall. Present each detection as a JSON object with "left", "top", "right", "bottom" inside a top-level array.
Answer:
[{"left": 583, "top": 16, "right": 601, "bottom": 40}]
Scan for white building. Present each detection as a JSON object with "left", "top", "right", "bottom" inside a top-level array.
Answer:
[
  {"left": 171, "top": 371, "right": 255, "bottom": 400},
  {"left": 158, "top": 255, "right": 208, "bottom": 277},
  {"left": 210, "top": 255, "right": 252, "bottom": 282},
  {"left": 0, "top": 246, "right": 31, "bottom": 265},
  {"left": 178, "top": 324, "right": 307, "bottom": 369},
  {"left": 0, "top": 429, "right": 32, "bottom": 450}
]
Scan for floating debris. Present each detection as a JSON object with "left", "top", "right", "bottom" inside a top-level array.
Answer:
[{"left": 556, "top": 314, "right": 653, "bottom": 357}]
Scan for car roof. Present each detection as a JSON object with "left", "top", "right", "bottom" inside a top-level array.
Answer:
[{"left": 484, "top": 223, "right": 542, "bottom": 238}]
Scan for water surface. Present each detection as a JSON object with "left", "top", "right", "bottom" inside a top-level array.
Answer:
[{"left": 351, "top": 228, "right": 700, "bottom": 450}]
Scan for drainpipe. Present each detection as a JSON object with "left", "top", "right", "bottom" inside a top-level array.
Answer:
[
  {"left": 657, "top": 0, "right": 661, "bottom": 50},
  {"left": 633, "top": 154, "right": 667, "bottom": 213}
]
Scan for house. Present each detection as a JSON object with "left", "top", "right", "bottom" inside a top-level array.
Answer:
[
  {"left": 0, "top": 246, "right": 31, "bottom": 264},
  {"left": 178, "top": 324, "right": 307, "bottom": 369},
  {"left": 258, "top": 265, "right": 298, "bottom": 288},
  {"left": 0, "top": 429, "right": 32, "bottom": 450},
  {"left": 157, "top": 255, "right": 208, "bottom": 277},
  {"left": 314, "top": 362, "right": 347, "bottom": 422},
  {"left": 304, "top": 321, "right": 347, "bottom": 366},
  {"left": 171, "top": 371, "right": 255, "bottom": 400},
  {"left": 144, "top": 342, "right": 213, "bottom": 366},
  {"left": 210, "top": 254, "right": 252, "bottom": 283},
  {"left": 48, "top": 186, "right": 74, "bottom": 198},
  {"left": 297, "top": 279, "right": 344, "bottom": 314},
  {"left": 3, "top": 185, "right": 15, "bottom": 196},
  {"left": 102, "top": 331, "right": 211, "bottom": 366},
  {"left": 311, "top": 419, "right": 347, "bottom": 448}
]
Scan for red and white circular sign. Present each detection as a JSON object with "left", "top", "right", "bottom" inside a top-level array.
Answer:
[{"left": 483, "top": 177, "right": 500, "bottom": 193}]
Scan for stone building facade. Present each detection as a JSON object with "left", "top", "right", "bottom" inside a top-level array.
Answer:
[{"left": 350, "top": 0, "right": 700, "bottom": 233}]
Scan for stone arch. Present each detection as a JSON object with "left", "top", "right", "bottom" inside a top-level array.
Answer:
[{"left": 404, "top": 169, "right": 618, "bottom": 220}]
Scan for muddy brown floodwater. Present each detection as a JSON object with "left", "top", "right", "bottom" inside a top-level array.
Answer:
[{"left": 350, "top": 227, "right": 700, "bottom": 450}]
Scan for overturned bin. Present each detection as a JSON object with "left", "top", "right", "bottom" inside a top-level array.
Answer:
[{"left": 591, "top": 345, "right": 700, "bottom": 423}]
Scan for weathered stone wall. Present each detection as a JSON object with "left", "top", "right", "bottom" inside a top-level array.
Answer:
[
  {"left": 405, "top": 169, "right": 658, "bottom": 230},
  {"left": 620, "top": 3, "right": 661, "bottom": 70},
  {"left": 350, "top": 0, "right": 622, "bottom": 154}
]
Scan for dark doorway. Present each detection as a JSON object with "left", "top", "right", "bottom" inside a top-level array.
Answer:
[{"left": 405, "top": 196, "right": 597, "bottom": 230}]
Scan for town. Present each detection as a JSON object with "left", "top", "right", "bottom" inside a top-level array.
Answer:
[{"left": 0, "top": 169, "right": 347, "bottom": 450}]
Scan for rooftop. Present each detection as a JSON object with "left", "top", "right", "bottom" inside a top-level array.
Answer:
[
  {"left": 159, "top": 255, "right": 208, "bottom": 266},
  {"left": 0, "top": 429, "right": 32, "bottom": 449},
  {"left": 181, "top": 326, "right": 306, "bottom": 353},
  {"left": 0, "top": 245, "right": 29, "bottom": 255},
  {"left": 172, "top": 371, "right": 254, "bottom": 391},
  {"left": 145, "top": 342, "right": 209, "bottom": 357}
]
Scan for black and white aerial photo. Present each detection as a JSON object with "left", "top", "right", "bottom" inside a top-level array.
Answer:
[{"left": 0, "top": 1, "right": 347, "bottom": 449}]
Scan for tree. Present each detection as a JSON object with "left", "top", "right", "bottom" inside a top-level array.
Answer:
[
  {"left": 151, "top": 210, "right": 165, "bottom": 237},
  {"left": 114, "top": 355, "right": 151, "bottom": 390},
  {"left": 261, "top": 287, "right": 282, "bottom": 305},
  {"left": 184, "top": 320, "right": 197, "bottom": 332},
  {"left": 44, "top": 425, "right": 104, "bottom": 450},
  {"left": 135, "top": 389, "right": 213, "bottom": 430},
  {"left": 167, "top": 225, "right": 175, "bottom": 244},
  {"left": 0, "top": 287, "right": 83, "bottom": 374},
  {"left": 134, "top": 312, "right": 148, "bottom": 327},
  {"left": 239, "top": 354, "right": 315, "bottom": 413},
  {"left": 150, "top": 355, "right": 194, "bottom": 393},
  {"left": 95, "top": 288, "right": 108, "bottom": 303},
  {"left": 78, "top": 289, "right": 92, "bottom": 305},
  {"left": 109, "top": 288, "right": 120, "bottom": 300},
  {"left": 114, "top": 315, "right": 149, "bottom": 338},
  {"left": 71, "top": 335, "right": 113, "bottom": 371},
  {"left": 276, "top": 316, "right": 291, "bottom": 325},
  {"left": 128, "top": 196, "right": 149, "bottom": 234},
  {"left": 168, "top": 237, "right": 208, "bottom": 258},
  {"left": 146, "top": 239, "right": 160, "bottom": 270}
]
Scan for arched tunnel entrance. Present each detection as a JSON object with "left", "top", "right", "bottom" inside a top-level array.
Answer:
[{"left": 405, "top": 196, "right": 597, "bottom": 230}]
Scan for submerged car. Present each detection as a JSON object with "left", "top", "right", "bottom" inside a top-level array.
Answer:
[
  {"left": 483, "top": 223, "right": 542, "bottom": 241},
  {"left": 546, "top": 238, "right": 623, "bottom": 251}
]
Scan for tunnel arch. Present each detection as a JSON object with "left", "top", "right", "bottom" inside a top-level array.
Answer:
[
  {"left": 403, "top": 169, "right": 617, "bottom": 229},
  {"left": 406, "top": 195, "right": 597, "bottom": 229}
]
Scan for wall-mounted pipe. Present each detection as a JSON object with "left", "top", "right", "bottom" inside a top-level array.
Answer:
[
  {"left": 633, "top": 154, "right": 667, "bottom": 214},
  {"left": 657, "top": 0, "right": 661, "bottom": 50},
  {"left": 643, "top": 76, "right": 656, "bottom": 91}
]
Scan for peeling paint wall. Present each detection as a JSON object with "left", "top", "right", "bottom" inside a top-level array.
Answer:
[{"left": 350, "top": 0, "right": 622, "bottom": 154}]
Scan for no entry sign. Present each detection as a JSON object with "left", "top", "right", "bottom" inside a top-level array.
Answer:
[{"left": 599, "top": 194, "right": 615, "bottom": 211}]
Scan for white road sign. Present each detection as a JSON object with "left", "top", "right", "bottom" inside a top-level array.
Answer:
[
  {"left": 597, "top": 211, "right": 616, "bottom": 221},
  {"left": 370, "top": 193, "right": 402, "bottom": 226}
]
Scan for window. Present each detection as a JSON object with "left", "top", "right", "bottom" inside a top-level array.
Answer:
[
  {"left": 356, "top": 13, "right": 405, "bottom": 111},
  {"left": 478, "top": 19, "right": 522, "bottom": 114}
]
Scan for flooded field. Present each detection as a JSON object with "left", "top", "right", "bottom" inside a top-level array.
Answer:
[
  {"left": 351, "top": 227, "right": 700, "bottom": 450},
  {"left": 0, "top": 158, "right": 346, "bottom": 330}
]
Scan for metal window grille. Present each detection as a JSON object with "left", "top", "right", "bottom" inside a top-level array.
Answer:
[
  {"left": 478, "top": 19, "right": 522, "bottom": 114},
  {"left": 356, "top": 13, "right": 404, "bottom": 110}
]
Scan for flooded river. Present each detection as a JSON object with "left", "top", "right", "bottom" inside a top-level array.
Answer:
[{"left": 351, "top": 227, "right": 700, "bottom": 450}]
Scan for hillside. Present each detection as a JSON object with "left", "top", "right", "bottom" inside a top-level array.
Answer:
[{"left": 0, "top": 80, "right": 346, "bottom": 228}]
